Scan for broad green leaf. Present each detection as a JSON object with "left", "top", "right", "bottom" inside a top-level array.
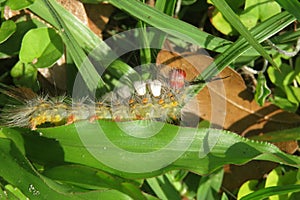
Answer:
[
  {"left": 255, "top": 73, "right": 271, "bottom": 106},
  {"left": 155, "top": 0, "right": 176, "bottom": 15},
  {"left": 244, "top": 0, "right": 281, "bottom": 22},
  {"left": 0, "top": 20, "right": 16, "bottom": 44},
  {"left": 0, "top": 137, "right": 137, "bottom": 199},
  {"left": 29, "top": 0, "right": 101, "bottom": 52},
  {"left": 2, "top": 120, "right": 300, "bottom": 180},
  {"left": 19, "top": 27, "right": 63, "bottom": 69},
  {"left": 5, "top": 0, "right": 34, "bottom": 10},
  {"left": 43, "top": 165, "right": 146, "bottom": 200},
  {"left": 0, "top": 19, "right": 45, "bottom": 59},
  {"left": 250, "top": 126, "right": 300, "bottom": 143},
  {"left": 0, "top": 138, "right": 82, "bottom": 199}
]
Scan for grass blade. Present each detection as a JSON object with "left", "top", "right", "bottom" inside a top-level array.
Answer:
[
  {"left": 210, "top": 0, "right": 279, "bottom": 69},
  {"left": 275, "top": 0, "right": 300, "bottom": 21},
  {"left": 107, "top": 0, "right": 232, "bottom": 53}
]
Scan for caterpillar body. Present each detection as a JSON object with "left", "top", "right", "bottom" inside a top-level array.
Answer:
[{"left": 0, "top": 69, "right": 189, "bottom": 130}]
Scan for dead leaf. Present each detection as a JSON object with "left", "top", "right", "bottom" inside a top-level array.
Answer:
[
  {"left": 84, "top": 3, "right": 115, "bottom": 38},
  {"left": 156, "top": 50, "right": 300, "bottom": 148},
  {"left": 156, "top": 50, "right": 300, "bottom": 191}
]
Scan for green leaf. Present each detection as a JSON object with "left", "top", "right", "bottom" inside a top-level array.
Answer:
[
  {"left": 155, "top": 0, "right": 176, "bottom": 15},
  {"left": 197, "top": 168, "right": 224, "bottom": 200},
  {"left": 181, "top": 0, "right": 197, "bottom": 6},
  {"left": 3, "top": 184, "right": 28, "bottom": 200},
  {"left": 3, "top": 120, "right": 300, "bottom": 180},
  {"left": 5, "top": 0, "right": 35, "bottom": 10},
  {"left": 265, "top": 167, "right": 298, "bottom": 187},
  {"left": 19, "top": 27, "right": 63, "bottom": 69},
  {"left": 38, "top": 0, "right": 106, "bottom": 92},
  {"left": 240, "top": 184, "right": 300, "bottom": 200},
  {"left": 210, "top": 10, "right": 235, "bottom": 35},
  {"left": 0, "top": 19, "right": 44, "bottom": 59},
  {"left": 268, "top": 63, "right": 295, "bottom": 87},
  {"left": 284, "top": 85, "right": 300, "bottom": 105},
  {"left": 0, "top": 138, "right": 80, "bottom": 199},
  {"left": 244, "top": 0, "right": 281, "bottom": 22},
  {"left": 146, "top": 175, "right": 181, "bottom": 200},
  {"left": 0, "top": 20, "right": 16, "bottom": 44},
  {"left": 254, "top": 73, "right": 271, "bottom": 106},
  {"left": 238, "top": 180, "right": 263, "bottom": 200},
  {"left": 210, "top": 0, "right": 279, "bottom": 69},
  {"left": 275, "top": 0, "right": 300, "bottom": 21},
  {"left": 10, "top": 61, "right": 38, "bottom": 90},
  {"left": 43, "top": 165, "right": 146, "bottom": 200},
  {"left": 0, "top": 137, "right": 138, "bottom": 199},
  {"left": 270, "top": 94, "right": 298, "bottom": 113},
  {"left": 210, "top": 0, "right": 281, "bottom": 35},
  {"left": 106, "top": 0, "right": 232, "bottom": 53},
  {"left": 186, "top": 11, "right": 295, "bottom": 97}
]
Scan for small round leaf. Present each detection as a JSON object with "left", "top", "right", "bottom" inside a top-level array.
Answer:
[{"left": 19, "top": 27, "right": 63, "bottom": 69}]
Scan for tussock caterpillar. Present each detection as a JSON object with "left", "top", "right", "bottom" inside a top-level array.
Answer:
[{"left": 0, "top": 69, "right": 190, "bottom": 130}]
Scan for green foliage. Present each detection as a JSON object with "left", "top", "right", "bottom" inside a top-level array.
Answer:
[
  {"left": 1, "top": 120, "right": 300, "bottom": 199},
  {"left": 5, "top": 0, "right": 34, "bottom": 10},
  {"left": 255, "top": 73, "right": 271, "bottom": 106},
  {"left": 19, "top": 27, "right": 63, "bottom": 69},
  {"left": 238, "top": 167, "right": 300, "bottom": 200},
  {"left": 0, "top": 0, "right": 300, "bottom": 199},
  {"left": 10, "top": 61, "right": 38, "bottom": 89},
  {"left": 0, "top": 20, "right": 16, "bottom": 44},
  {"left": 0, "top": 19, "right": 45, "bottom": 58},
  {"left": 268, "top": 61, "right": 300, "bottom": 112},
  {"left": 209, "top": 0, "right": 281, "bottom": 35}
]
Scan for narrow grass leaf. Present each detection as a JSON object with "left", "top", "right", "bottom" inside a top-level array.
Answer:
[
  {"left": 275, "top": 0, "right": 300, "bottom": 21},
  {"left": 210, "top": 0, "right": 279, "bottom": 70}
]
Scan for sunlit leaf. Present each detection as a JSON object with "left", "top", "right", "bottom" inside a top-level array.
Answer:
[
  {"left": 19, "top": 27, "right": 63, "bottom": 68},
  {"left": 0, "top": 20, "right": 16, "bottom": 44}
]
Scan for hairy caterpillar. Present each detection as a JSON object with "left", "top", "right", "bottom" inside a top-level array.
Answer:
[{"left": 0, "top": 69, "right": 189, "bottom": 130}]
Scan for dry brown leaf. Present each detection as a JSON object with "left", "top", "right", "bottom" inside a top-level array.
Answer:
[
  {"left": 84, "top": 3, "right": 115, "bottom": 38},
  {"left": 156, "top": 50, "right": 300, "bottom": 191},
  {"left": 156, "top": 50, "right": 300, "bottom": 145}
]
